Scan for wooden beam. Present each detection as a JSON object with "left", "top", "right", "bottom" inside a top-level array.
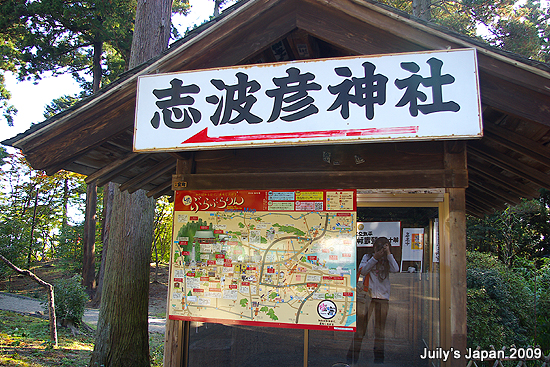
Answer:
[
  {"left": 468, "top": 173, "right": 522, "bottom": 204},
  {"left": 444, "top": 141, "right": 467, "bottom": 188},
  {"left": 465, "top": 198, "right": 493, "bottom": 217},
  {"left": 467, "top": 187, "right": 508, "bottom": 211},
  {"left": 304, "top": 0, "right": 550, "bottom": 96},
  {"left": 483, "top": 123, "right": 550, "bottom": 168},
  {"left": 467, "top": 160, "right": 538, "bottom": 198},
  {"left": 21, "top": 92, "right": 136, "bottom": 170},
  {"left": 96, "top": 155, "right": 152, "bottom": 187},
  {"left": 479, "top": 71, "right": 550, "bottom": 129},
  {"left": 160, "top": 0, "right": 297, "bottom": 72},
  {"left": 300, "top": 0, "right": 453, "bottom": 52},
  {"left": 163, "top": 157, "right": 190, "bottom": 367},
  {"left": 85, "top": 153, "right": 139, "bottom": 184},
  {"left": 178, "top": 169, "right": 468, "bottom": 190},
  {"left": 469, "top": 143, "right": 550, "bottom": 189},
  {"left": 153, "top": 186, "right": 173, "bottom": 199},
  {"left": 476, "top": 53, "right": 550, "bottom": 98},
  {"left": 297, "top": 0, "right": 427, "bottom": 56},
  {"left": 146, "top": 179, "right": 172, "bottom": 198},
  {"left": 119, "top": 158, "right": 175, "bottom": 193},
  {"left": 447, "top": 186, "right": 467, "bottom": 367}
]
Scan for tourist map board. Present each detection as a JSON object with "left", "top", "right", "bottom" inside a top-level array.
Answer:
[{"left": 168, "top": 190, "right": 357, "bottom": 332}]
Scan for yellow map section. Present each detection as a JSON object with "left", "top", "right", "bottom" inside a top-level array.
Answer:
[{"left": 169, "top": 211, "right": 357, "bottom": 330}]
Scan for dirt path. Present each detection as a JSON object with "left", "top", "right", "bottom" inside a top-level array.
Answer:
[
  {"left": 0, "top": 291, "right": 167, "bottom": 333},
  {"left": 0, "top": 262, "right": 169, "bottom": 333}
]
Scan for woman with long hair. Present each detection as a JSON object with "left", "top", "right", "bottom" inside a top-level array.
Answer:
[{"left": 347, "top": 236, "right": 399, "bottom": 364}]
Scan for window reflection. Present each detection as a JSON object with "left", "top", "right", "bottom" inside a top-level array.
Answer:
[{"left": 185, "top": 207, "right": 440, "bottom": 367}]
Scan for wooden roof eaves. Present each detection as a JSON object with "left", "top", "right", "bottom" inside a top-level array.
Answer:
[
  {"left": 483, "top": 126, "right": 550, "bottom": 168},
  {"left": 469, "top": 142, "right": 550, "bottom": 189},
  {"left": 467, "top": 160, "right": 538, "bottom": 198},
  {"left": 6, "top": 0, "right": 549, "bottom": 153},
  {"left": 3, "top": 0, "right": 265, "bottom": 151},
  {"left": 312, "top": 0, "right": 550, "bottom": 93}
]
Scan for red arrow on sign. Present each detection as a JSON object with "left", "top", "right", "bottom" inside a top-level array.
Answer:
[{"left": 182, "top": 126, "right": 419, "bottom": 145}]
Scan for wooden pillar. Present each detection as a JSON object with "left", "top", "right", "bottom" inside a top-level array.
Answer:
[
  {"left": 448, "top": 187, "right": 467, "bottom": 367},
  {"left": 443, "top": 142, "right": 467, "bottom": 367},
  {"left": 163, "top": 158, "right": 191, "bottom": 367}
]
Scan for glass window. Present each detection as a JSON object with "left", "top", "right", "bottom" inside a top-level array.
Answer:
[{"left": 185, "top": 206, "right": 441, "bottom": 367}]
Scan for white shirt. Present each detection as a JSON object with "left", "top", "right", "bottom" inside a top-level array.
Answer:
[{"left": 359, "top": 253, "right": 399, "bottom": 300}]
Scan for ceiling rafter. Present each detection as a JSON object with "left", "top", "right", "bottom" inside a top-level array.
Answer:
[
  {"left": 483, "top": 123, "right": 550, "bottom": 168},
  {"left": 119, "top": 158, "right": 176, "bottom": 193},
  {"left": 467, "top": 160, "right": 538, "bottom": 198},
  {"left": 469, "top": 143, "right": 550, "bottom": 189}
]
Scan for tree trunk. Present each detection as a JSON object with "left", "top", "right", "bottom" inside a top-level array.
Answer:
[
  {"left": 412, "top": 0, "right": 431, "bottom": 21},
  {"left": 82, "top": 180, "right": 97, "bottom": 293},
  {"left": 89, "top": 0, "right": 171, "bottom": 364},
  {"left": 88, "top": 185, "right": 155, "bottom": 367},
  {"left": 91, "top": 182, "right": 115, "bottom": 307},
  {"left": 62, "top": 177, "right": 68, "bottom": 230},
  {"left": 214, "top": 0, "right": 223, "bottom": 17},
  {"left": 92, "top": 41, "right": 103, "bottom": 93},
  {"left": 28, "top": 187, "right": 39, "bottom": 266},
  {"left": 83, "top": 39, "right": 102, "bottom": 295},
  {"left": 128, "top": 0, "right": 171, "bottom": 69}
]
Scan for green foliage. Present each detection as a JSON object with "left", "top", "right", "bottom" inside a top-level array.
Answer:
[
  {"left": 172, "top": 0, "right": 191, "bottom": 15},
  {"left": 383, "top": 0, "right": 550, "bottom": 62},
  {"left": 0, "top": 217, "right": 29, "bottom": 277},
  {"left": 467, "top": 198, "right": 550, "bottom": 267},
  {"left": 467, "top": 288, "right": 506, "bottom": 347},
  {"left": 0, "top": 73, "right": 17, "bottom": 126},
  {"left": 152, "top": 197, "right": 174, "bottom": 264},
  {"left": 43, "top": 94, "right": 81, "bottom": 119},
  {"left": 466, "top": 252, "right": 536, "bottom": 349},
  {"left": 56, "top": 223, "right": 85, "bottom": 272},
  {"left": 0, "top": 310, "right": 95, "bottom": 366},
  {"left": 50, "top": 275, "right": 89, "bottom": 325},
  {"left": 149, "top": 333, "right": 166, "bottom": 367},
  {"left": 5, "top": 0, "right": 137, "bottom": 89},
  {"left": 535, "top": 263, "right": 550, "bottom": 353},
  {"left": 0, "top": 152, "right": 86, "bottom": 270}
]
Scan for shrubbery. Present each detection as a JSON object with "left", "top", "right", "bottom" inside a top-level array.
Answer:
[
  {"left": 467, "top": 251, "right": 550, "bottom": 354},
  {"left": 49, "top": 275, "right": 89, "bottom": 326},
  {"left": 535, "top": 263, "right": 550, "bottom": 353}
]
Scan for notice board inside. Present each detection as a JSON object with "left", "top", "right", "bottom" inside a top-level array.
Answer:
[{"left": 168, "top": 190, "right": 357, "bottom": 332}]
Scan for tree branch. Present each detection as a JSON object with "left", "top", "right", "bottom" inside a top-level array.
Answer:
[{"left": 0, "top": 254, "right": 58, "bottom": 347}]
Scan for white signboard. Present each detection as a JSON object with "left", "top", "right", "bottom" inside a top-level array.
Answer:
[
  {"left": 402, "top": 228, "right": 424, "bottom": 261},
  {"left": 357, "top": 221, "right": 401, "bottom": 247},
  {"left": 433, "top": 219, "right": 440, "bottom": 263},
  {"left": 134, "top": 49, "right": 482, "bottom": 152}
]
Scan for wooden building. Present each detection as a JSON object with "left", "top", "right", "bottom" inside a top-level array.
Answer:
[{"left": 3, "top": 0, "right": 550, "bottom": 366}]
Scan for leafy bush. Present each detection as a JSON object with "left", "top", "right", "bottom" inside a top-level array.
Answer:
[
  {"left": 535, "top": 263, "right": 550, "bottom": 353},
  {"left": 467, "top": 252, "right": 535, "bottom": 349},
  {"left": 467, "top": 288, "right": 506, "bottom": 348},
  {"left": 49, "top": 275, "right": 89, "bottom": 326}
]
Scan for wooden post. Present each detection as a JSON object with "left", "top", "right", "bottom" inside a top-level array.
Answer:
[
  {"left": 443, "top": 142, "right": 468, "bottom": 367},
  {"left": 448, "top": 187, "right": 467, "bottom": 367},
  {"left": 163, "top": 158, "right": 190, "bottom": 367},
  {"left": 303, "top": 329, "right": 309, "bottom": 367}
]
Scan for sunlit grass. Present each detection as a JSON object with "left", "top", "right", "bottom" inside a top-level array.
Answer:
[
  {"left": 0, "top": 311, "right": 94, "bottom": 367},
  {"left": 0, "top": 310, "right": 165, "bottom": 367}
]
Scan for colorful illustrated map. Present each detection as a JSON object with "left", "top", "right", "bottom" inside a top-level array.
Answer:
[{"left": 168, "top": 190, "right": 357, "bottom": 332}]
